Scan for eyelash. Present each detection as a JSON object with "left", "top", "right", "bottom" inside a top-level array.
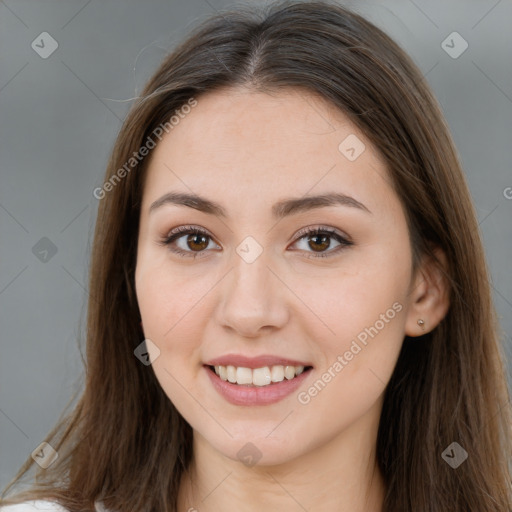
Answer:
[{"left": 157, "top": 224, "right": 353, "bottom": 260}]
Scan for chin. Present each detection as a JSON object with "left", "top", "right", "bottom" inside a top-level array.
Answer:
[{"left": 203, "top": 429, "right": 308, "bottom": 468}]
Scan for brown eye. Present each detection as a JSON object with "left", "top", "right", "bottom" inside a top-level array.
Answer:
[
  {"left": 158, "top": 226, "right": 219, "bottom": 259},
  {"left": 186, "top": 233, "right": 209, "bottom": 252},
  {"left": 291, "top": 227, "right": 353, "bottom": 259},
  {"left": 307, "top": 233, "right": 331, "bottom": 252},
  {"left": 159, "top": 225, "right": 353, "bottom": 260}
]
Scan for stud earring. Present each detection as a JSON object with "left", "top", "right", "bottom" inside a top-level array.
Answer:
[{"left": 417, "top": 318, "right": 425, "bottom": 330}]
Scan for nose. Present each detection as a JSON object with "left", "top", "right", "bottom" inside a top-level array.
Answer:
[{"left": 214, "top": 247, "right": 289, "bottom": 338}]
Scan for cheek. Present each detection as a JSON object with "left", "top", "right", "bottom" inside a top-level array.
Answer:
[
  {"left": 295, "top": 293, "right": 405, "bottom": 438},
  {"left": 305, "top": 249, "right": 408, "bottom": 388},
  {"left": 135, "top": 262, "right": 206, "bottom": 410},
  {"left": 136, "top": 255, "right": 211, "bottom": 342},
  {"left": 309, "top": 256, "right": 407, "bottom": 336},
  {"left": 315, "top": 294, "right": 405, "bottom": 392},
  {"left": 135, "top": 259, "right": 220, "bottom": 405}
]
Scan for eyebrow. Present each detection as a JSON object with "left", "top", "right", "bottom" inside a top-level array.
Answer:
[{"left": 149, "top": 191, "right": 372, "bottom": 218}]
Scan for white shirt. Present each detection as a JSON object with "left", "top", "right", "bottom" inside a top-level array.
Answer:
[
  {"left": 0, "top": 502, "right": 67, "bottom": 512},
  {"left": 0, "top": 500, "right": 108, "bottom": 512}
]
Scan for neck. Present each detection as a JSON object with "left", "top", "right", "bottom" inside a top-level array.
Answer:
[{"left": 177, "top": 404, "right": 386, "bottom": 512}]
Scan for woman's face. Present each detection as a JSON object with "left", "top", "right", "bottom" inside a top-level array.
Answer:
[{"left": 135, "top": 87, "right": 415, "bottom": 465}]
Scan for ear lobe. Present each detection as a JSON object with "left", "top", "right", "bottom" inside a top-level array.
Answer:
[{"left": 405, "top": 247, "right": 451, "bottom": 337}]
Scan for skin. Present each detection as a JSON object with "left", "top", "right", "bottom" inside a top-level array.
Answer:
[{"left": 135, "top": 87, "right": 450, "bottom": 512}]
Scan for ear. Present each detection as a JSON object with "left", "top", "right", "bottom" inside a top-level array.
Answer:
[{"left": 405, "top": 246, "right": 451, "bottom": 337}]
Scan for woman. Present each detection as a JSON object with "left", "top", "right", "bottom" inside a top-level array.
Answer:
[{"left": 1, "top": 1, "right": 510, "bottom": 511}]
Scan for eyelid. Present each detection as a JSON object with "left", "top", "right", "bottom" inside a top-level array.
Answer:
[
  {"left": 158, "top": 225, "right": 219, "bottom": 259},
  {"left": 292, "top": 225, "right": 352, "bottom": 245},
  {"left": 158, "top": 224, "right": 353, "bottom": 259}
]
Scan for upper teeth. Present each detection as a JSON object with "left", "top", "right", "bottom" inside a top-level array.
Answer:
[{"left": 214, "top": 365, "right": 305, "bottom": 387}]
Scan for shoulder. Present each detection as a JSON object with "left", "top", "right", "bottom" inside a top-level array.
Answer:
[
  {"left": 0, "top": 501, "right": 69, "bottom": 512},
  {"left": 0, "top": 500, "right": 108, "bottom": 512}
]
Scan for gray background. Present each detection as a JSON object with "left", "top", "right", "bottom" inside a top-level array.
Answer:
[{"left": 1, "top": 0, "right": 511, "bottom": 491}]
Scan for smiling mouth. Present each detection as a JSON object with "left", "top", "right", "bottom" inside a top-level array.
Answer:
[{"left": 207, "top": 364, "right": 313, "bottom": 387}]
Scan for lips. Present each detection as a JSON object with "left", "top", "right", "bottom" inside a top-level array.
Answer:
[
  {"left": 204, "top": 364, "right": 312, "bottom": 405},
  {"left": 202, "top": 353, "right": 313, "bottom": 405}
]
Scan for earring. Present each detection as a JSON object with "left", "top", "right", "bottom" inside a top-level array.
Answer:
[{"left": 417, "top": 319, "right": 425, "bottom": 330}]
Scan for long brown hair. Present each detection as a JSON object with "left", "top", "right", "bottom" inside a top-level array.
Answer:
[{"left": 2, "top": 1, "right": 510, "bottom": 510}]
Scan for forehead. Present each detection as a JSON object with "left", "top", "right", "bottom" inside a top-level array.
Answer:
[{"left": 141, "top": 87, "right": 399, "bottom": 220}]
